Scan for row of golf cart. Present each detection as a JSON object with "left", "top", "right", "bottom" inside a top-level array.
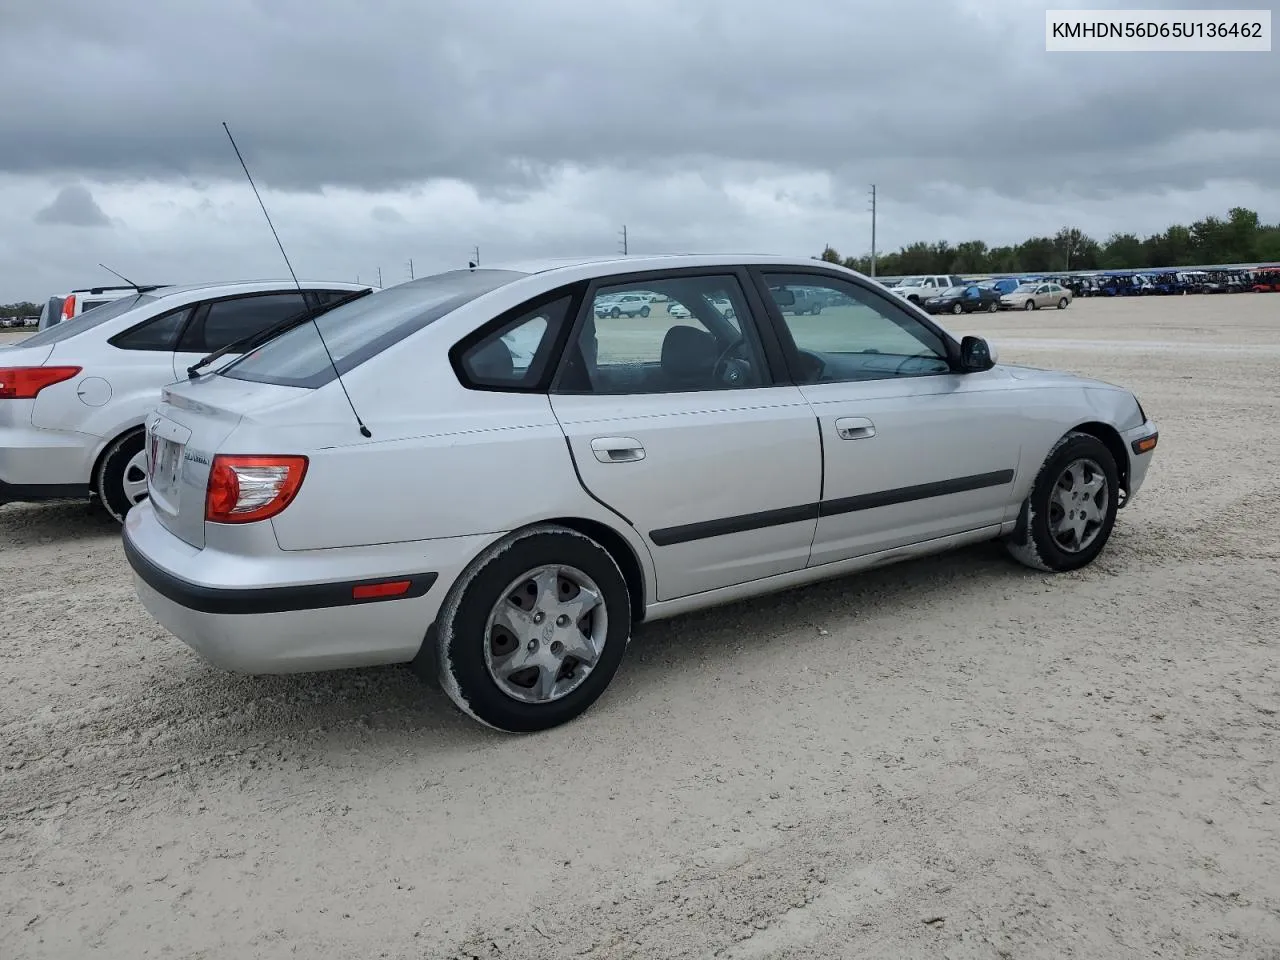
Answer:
[{"left": 1059, "top": 268, "right": 1280, "bottom": 297}]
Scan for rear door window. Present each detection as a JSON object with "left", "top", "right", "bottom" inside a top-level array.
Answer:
[{"left": 179, "top": 293, "right": 309, "bottom": 353}]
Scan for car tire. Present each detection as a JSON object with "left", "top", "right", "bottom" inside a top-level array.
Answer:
[
  {"left": 1004, "top": 431, "right": 1119, "bottom": 573},
  {"left": 610, "top": 307, "right": 621, "bottom": 318},
  {"left": 431, "top": 525, "right": 632, "bottom": 733},
  {"left": 987, "top": 300, "right": 999, "bottom": 313},
  {"left": 1057, "top": 298, "right": 1069, "bottom": 309},
  {"left": 94, "top": 429, "right": 149, "bottom": 524},
  {"left": 640, "top": 305, "right": 650, "bottom": 318},
  {"left": 1024, "top": 300, "right": 1036, "bottom": 311}
]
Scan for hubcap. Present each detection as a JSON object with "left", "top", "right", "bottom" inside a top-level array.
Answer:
[
  {"left": 122, "top": 449, "right": 150, "bottom": 505},
  {"left": 483, "top": 564, "right": 608, "bottom": 704},
  {"left": 1048, "top": 457, "right": 1108, "bottom": 553}
]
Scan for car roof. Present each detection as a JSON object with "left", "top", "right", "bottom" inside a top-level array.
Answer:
[
  {"left": 480, "top": 253, "right": 839, "bottom": 278},
  {"left": 144, "top": 279, "right": 370, "bottom": 302}
]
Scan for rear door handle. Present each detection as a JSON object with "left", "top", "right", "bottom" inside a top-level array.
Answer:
[
  {"left": 834, "top": 417, "right": 876, "bottom": 440},
  {"left": 590, "top": 436, "right": 646, "bottom": 463}
]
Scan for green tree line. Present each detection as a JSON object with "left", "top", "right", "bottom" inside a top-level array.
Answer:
[
  {"left": 1, "top": 301, "right": 41, "bottom": 317},
  {"left": 820, "top": 207, "right": 1280, "bottom": 277}
]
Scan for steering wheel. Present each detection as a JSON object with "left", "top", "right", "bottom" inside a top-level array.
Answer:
[{"left": 712, "top": 335, "right": 750, "bottom": 386}]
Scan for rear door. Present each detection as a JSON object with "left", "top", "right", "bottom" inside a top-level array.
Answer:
[
  {"left": 751, "top": 267, "right": 1024, "bottom": 567},
  {"left": 549, "top": 269, "right": 821, "bottom": 601},
  {"left": 169, "top": 291, "right": 311, "bottom": 380}
]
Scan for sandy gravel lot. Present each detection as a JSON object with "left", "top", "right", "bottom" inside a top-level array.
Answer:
[{"left": 2, "top": 294, "right": 1278, "bottom": 959}]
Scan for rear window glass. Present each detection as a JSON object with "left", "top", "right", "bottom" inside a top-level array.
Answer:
[
  {"left": 15, "top": 293, "right": 157, "bottom": 348},
  {"left": 220, "top": 269, "right": 526, "bottom": 388}
]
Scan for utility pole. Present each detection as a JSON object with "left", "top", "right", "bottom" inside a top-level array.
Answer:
[
  {"left": 472, "top": 245, "right": 480, "bottom": 266},
  {"left": 868, "top": 184, "right": 877, "bottom": 277},
  {"left": 407, "top": 258, "right": 414, "bottom": 281},
  {"left": 618, "top": 225, "right": 628, "bottom": 255},
  {"left": 377, "top": 267, "right": 383, "bottom": 288}
]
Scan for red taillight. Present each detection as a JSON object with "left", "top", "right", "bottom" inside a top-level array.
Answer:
[
  {"left": 205, "top": 455, "right": 308, "bottom": 524},
  {"left": 0, "top": 366, "right": 82, "bottom": 400},
  {"left": 61, "top": 295, "right": 76, "bottom": 320}
]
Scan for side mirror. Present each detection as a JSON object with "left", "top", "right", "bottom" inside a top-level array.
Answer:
[{"left": 959, "top": 335, "right": 995, "bottom": 371}]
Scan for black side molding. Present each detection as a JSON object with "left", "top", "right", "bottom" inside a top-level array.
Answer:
[
  {"left": 650, "top": 502, "right": 820, "bottom": 547},
  {"left": 648, "top": 470, "right": 1015, "bottom": 546},
  {"left": 819, "top": 470, "right": 1015, "bottom": 517},
  {"left": 122, "top": 532, "right": 436, "bottom": 615},
  {"left": 0, "top": 480, "right": 92, "bottom": 505}
]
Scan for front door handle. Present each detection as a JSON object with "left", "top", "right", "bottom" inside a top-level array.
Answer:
[
  {"left": 590, "top": 436, "right": 646, "bottom": 463},
  {"left": 834, "top": 417, "right": 876, "bottom": 440}
]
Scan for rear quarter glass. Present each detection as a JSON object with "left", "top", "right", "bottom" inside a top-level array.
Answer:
[{"left": 220, "top": 269, "right": 526, "bottom": 389}]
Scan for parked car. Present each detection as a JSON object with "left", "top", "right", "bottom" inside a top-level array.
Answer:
[
  {"left": 1, "top": 280, "right": 369, "bottom": 520},
  {"left": 120, "top": 254, "right": 1158, "bottom": 734},
  {"left": 37, "top": 285, "right": 169, "bottom": 331},
  {"left": 1000, "top": 281, "right": 1073, "bottom": 311},
  {"left": 594, "top": 293, "right": 651, "bottom": 318},
  {"left": 923, "top": 284, "right": 1001, "bottom": 315},
  {"left": 891, "top": 275, "right": 967, "bottom": 305}
]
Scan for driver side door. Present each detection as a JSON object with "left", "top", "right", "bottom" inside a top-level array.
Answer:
[{"left": 752, "top": 268, "right": 1025, "bottom": 566}]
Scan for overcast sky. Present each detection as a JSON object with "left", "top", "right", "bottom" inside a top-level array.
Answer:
[{"left": 2, "top": 0, "right": 1276, "bottom": 301}]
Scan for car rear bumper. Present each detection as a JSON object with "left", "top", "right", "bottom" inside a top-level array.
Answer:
[
  {"left": 1121, "top": 419, "right": 1159, "bottom": 505},
  {"left": 0, "top": 413, "right": 99, "bottom": 492},
  {"left": 122, "top": 502, "right": 499, "bottom": 674}
]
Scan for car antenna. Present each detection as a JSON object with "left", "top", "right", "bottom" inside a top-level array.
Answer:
[
  {"left": 221, "top": 121, "right": 371, "bottom": 438},
  {"left": 97, "top": 263, "right": 162, "bottom": 294}
]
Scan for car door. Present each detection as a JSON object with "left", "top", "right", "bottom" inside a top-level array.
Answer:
[
  {"left": 549, "top": 269, "right": 821, "bottom": 601},
  {"left": 170, "top": 290, "right": 312, "bottom": 380},
  {"left": 751, "top": 268, "right": 1024, "bottom": 567}
]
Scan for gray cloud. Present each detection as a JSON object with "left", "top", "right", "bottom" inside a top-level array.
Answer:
[
  {"left": 371, "top": 205, "right": 406, "bottom": 224},
  {"left": 2, "top": 0, "right": 1275, "bottom": 202},
  {"left": 34, "top": 184, "right": 111, "bottom": 226}
]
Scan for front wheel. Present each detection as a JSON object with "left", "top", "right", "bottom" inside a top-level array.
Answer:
[
  {"left": 951, "top": 302, "right": 964, "bottom": 315},
  {"left": 1005, "top": 431, "right": 1119, "bottom": 573},
  {"left": 639, "top": 305, "right": 650, "bottom": 318},
  {"left": 1024, "top": 299, "right": 1036, "bottom": 311},
  {"left": 94, "top": 430, "right": 149, "bottom": 523},
  {"left": 430, "top": 525, "right": 632, "bottom": 732},
  {"left": 609, "top": 307, "right": 621, "bottom": 318}
]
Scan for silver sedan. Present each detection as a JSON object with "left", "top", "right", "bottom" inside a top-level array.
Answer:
[{"left": 123, "top": 255, "right": 1158, "bottom": 733}]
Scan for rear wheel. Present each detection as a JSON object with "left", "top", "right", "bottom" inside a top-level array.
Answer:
[
  {"left": 94, "top": 430, "right": 149, "bottom": 523},
  {"left": 1057, "top": 297, "right": 1069, "bottom": 309},
  {"left": 987, "top": 300, "right": 999, "bottom": 313},
  {"left": 1005, "top": 431, "right": 1119, "bottom": 573},
  {"left": 639, "top": 305, "right": 650, "bottom": 318},
  {"left": 430, "top": 525, "right": 632, "bottom": 732},
  {"left": 951, "top": 302, "right": 964, "bottom": 315}
]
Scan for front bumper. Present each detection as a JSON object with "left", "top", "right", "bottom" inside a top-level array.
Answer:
[
  {"left": 122, "top": 502, "right": 499, "bottom": 674},
  {"left": 1120, "top": 419, "right": 1159, "bottom": 506}
]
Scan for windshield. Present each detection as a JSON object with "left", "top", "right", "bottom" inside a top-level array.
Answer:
[
  {"left": 11, "top": 293, "right": 155, "bottom": 348},
  {"left": 939, "top": 287, "right": 966, "bottom": 297},
  {"left": 221, "top": 269, "right": 527, "bottom": 388}
]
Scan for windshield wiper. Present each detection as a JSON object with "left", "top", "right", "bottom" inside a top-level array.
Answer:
[{"left": 186, "top": 287, "right": 373, "bottom": 378}]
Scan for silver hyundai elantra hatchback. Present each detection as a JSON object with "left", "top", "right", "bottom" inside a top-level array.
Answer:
[{"left": 123, "top": 254, "right": 1159, "bottom": 732}]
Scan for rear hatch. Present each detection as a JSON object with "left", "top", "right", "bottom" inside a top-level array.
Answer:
[{"left": 147, "top": 374, "right": 322, "bottom": 548}]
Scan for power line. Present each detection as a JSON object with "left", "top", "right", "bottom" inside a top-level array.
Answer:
[{"left": 868, "top": 185, "right": 877, "bottom": 278}]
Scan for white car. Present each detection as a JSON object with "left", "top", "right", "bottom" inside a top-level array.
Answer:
[
  {"left": 891, "top": 275, "right": 968, "bottom": 305},
  {"left": 594, "top": 292, "right": 651, "bottom": 318},
  {"left": 1, "top": 279, "right": 368, "bottom": 519},
  {"left": 38, "top": 285, "right": 159, "bottom": 331},
  {"left": 121, "top": 255, "right": 1158, "bottom": 734}
]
